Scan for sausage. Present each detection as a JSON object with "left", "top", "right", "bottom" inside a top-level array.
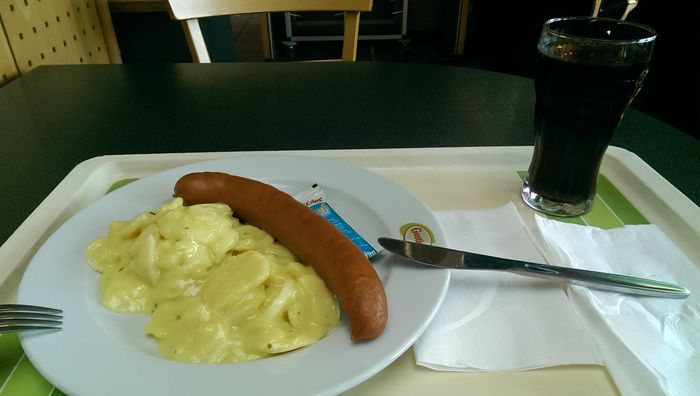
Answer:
[{"left": 174, "top": 172, "right": 387, "bottom": 341}]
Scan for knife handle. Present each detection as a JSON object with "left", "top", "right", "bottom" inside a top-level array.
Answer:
[{"left": 511, "top": 261, "right": 689, "bottom": 299}]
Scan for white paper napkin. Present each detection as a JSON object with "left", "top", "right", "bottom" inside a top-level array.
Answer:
[
  {"left": 413, "top": 203, "right": 603, "bottom": 371},
  {"left": 530, "top": 216, "right": 700, "bottom": 396}
]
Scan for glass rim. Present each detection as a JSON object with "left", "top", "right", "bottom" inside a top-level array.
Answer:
[{"left": 543, "top": 16, "right": 657, "bottom": 45}]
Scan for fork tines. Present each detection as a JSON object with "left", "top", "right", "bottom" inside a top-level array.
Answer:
[{"left": 0, "top": 304, "right": 63, "bottom": 333}]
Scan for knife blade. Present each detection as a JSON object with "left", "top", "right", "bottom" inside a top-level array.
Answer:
[{"left": 377, "top": 237, "right": 689, "bottom": 299}]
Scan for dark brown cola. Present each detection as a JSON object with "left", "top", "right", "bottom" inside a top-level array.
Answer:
[{"left": 527, "top": 52, "right": 649, "bottom": 203}]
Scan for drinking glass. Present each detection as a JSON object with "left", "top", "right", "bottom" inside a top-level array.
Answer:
[{"left": 521, "top": 16, "right": 656, "bottom": 217}]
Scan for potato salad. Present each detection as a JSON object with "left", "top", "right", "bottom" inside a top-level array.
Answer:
[{"left": 85, "top": 198, "right": 339, "bottom": 363}]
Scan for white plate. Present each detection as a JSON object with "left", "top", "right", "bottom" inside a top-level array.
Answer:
[{"left": 17, "top": 155, "right": 449, "bottom": 396}]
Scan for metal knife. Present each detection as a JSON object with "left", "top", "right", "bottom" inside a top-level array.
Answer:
[{"left": 377, "top": 237, "right": 690, "bottom": 299}]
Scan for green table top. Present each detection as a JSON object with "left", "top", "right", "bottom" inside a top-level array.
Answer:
[{"left": 1, "top": 62, "right": 698, "bottom": 245}]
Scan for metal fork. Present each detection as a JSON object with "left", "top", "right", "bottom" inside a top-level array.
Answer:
[{"left": 0, "top": 304, "right": 63, "bottom": 334}]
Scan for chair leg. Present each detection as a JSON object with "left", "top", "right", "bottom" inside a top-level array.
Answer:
[
  {"left": 342, "top": 12, "right": 361, "bottom": 61},
  {"left": 95, "top": 0, "right": 122, "bottom": 63},
  {"left": 281, "top": 40, "right": 297, "bottom": 61},
  {"left": 181, "top": 19, "right": 211, "bottom": 63},
  {"left": 259, "top": 13, "right": 272, "bottom": 60}
]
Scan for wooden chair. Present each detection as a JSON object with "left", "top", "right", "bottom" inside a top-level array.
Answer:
[
  {"left": 166, "top": 0, "right": 373, "bottom": 62},
  {"left": 0, "top": 0, "right": 121, "bottom": 84}
]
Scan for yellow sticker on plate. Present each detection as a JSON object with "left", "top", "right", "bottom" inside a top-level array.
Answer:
[{"left": 400, "top": 223, "right": 435, "bottom": 244}]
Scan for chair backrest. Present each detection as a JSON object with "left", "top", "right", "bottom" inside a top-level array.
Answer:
[
  {"left": 0, "top": 0, "right": 121, "bottom": 82},
  {"left": 166, "top": 0, "right": 373, "bottom": 62}
]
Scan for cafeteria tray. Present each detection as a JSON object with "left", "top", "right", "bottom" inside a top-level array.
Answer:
[{"left": 1, "top": 146, "right": 698, "bottom": 395}]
